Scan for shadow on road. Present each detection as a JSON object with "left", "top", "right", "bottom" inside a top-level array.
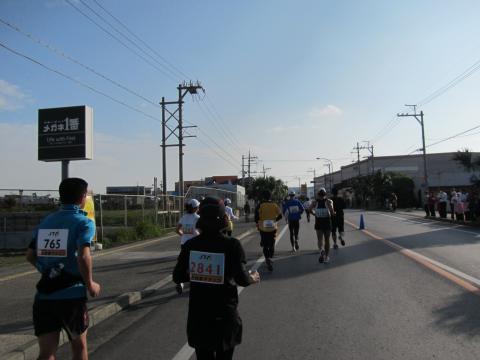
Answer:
[{"left": 432, "top": 291, "right": 480, "bottom": 337}]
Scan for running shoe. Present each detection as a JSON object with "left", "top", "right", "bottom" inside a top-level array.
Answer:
[
  {"left": 324, "top": 256, "right": 330, "bottom": 264},
  {"left": 292, "top": 246, "right": 297, "bottom": 253},
  {"left": 341, "top": 239, "right": 346, "bottom": 246},
  {"left": 266, "top": 258, "right": 273, "bottom": 271},
  {"left": 176, "top": 283, "right": 184, "bottom": 295},
  {"left": 333, "top": 244, "right": 339, "bottom": 250},
  {"left": 318, "top": 250, "right": 325, "bottom": 263}
]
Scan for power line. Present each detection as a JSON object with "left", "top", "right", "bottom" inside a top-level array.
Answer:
[
  {"left": 91, "top": 0, "right": 190, "bottom": 81},
  {"left": 204, "top": 94, "right": 246, "bottom": 151},
  {"left": 416, "top": 58, "right": 480, "bottom": 107},
  {"left": 425, "top": 124, "right": 480, "bottom": 149},
  {"left": 65, "top": 1, "right": 241, "bottom": 172},
  {"left": 0, "top": 41, "right": 161, "bottom": 123},
  {"left": 77, "top": 0, "right": 181, "bottom": 82},
  {"left": 192, "top": 125, "right": 241, "bottom": 166},
  {"left": 0, "top": 31, "right": 242, "bottom": 178},
  {"left": 0, "top": 17, "right": 160, "bottom": 109},
  {"left": 64, "top": 0, "right": 178, "bottom": 83},
  {"left": 79, "top": 0, "right": 247, "bottom": 165},
  {"left": 370, "top": 117, "right": 402, "bottom": 144},
  {"left": 183, "top": 130, "right": 239, "bottom": 171},
  {"left": 195, "top": 101, "right": 244, "bottom": 155}
]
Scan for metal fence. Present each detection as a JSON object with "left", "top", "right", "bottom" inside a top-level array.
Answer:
[{"left": 0, "top": 187, "right": 246, "bottom": 245}]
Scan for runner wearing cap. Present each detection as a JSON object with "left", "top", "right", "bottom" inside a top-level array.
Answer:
[
  {"left": 255, "top": 190, "right": 283, "bottom": 271},
  {"left": 309, "top": 188, "right": 335, "bottom": 263},
  {"left": 282, "top": 190, "right": 305, "bottom": 252},
  {"left": 175, "top": 198, "right": 200, "bottom": 294},
  {"left": 303, "top": 197, "right": 311, "bottom": 223},
  {"left": 173, "top": 196, "right": 260, "bottom": 360},
  {"left": 223, "top": 198, "right": 238, "bottom": 237}
]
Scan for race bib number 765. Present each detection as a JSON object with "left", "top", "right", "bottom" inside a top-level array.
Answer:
[
  {"left": 37, "top": 229, "right": 69, "bottom": 257},
  {"left": 189, "top": 251, "right": 225, "bottom": 284}
]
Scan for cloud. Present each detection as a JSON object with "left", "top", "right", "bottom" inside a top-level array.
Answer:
[
  {"left": 0, "top": 79, "right": 31, "bottom": 111},
  {"left": 308, "top": 105, "right": 343, "bottom": 120},
  {"left": 270, "top": 125, "right": 301, "bottom": 133}
]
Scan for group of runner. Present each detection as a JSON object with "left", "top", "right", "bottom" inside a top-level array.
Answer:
[
  {"left": 27, "top": 180, "right": 346, "bottom": 360},
  {"left": 255, "top": 187, "right": 346, "bottom": 269}
]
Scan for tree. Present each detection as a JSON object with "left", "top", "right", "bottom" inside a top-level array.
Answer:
[
  {"left": 452, "top": 149, "right": 479, "bottom": 171},
  {"left": 246, "top": 176, "right": 288, "bottom": 202},
  {"left": 391, "top": 174, "right": 415, "bottom": 207},
  {"left": 350, "top": 171, "right": 415, "bottom": 208},
  {"left": 453, "top": 148, "right": 480, "bottom": 188}
]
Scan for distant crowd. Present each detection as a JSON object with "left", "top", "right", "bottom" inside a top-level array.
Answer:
[{"left": 424, "top": 189, "right": 480, "bottom": 221}]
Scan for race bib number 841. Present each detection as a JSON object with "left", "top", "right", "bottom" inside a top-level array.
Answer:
[
  {"left": 189, "top": 251, "right": 225, "bottom": 284},
  {"left": 37, "top": 229, "right": 69, "bottom": 257}
]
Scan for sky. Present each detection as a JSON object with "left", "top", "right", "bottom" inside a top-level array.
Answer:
[{"left": 2, "top": 0, "right": 480, "bottom": 193}]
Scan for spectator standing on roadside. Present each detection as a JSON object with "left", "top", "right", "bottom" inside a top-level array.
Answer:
[
  {"left": 450, "top": 189, "right": 457, "bottom": 220},
  {"left": 427, "top": 192, "right": 437, "bottom": 217},
  {"left": 423, "top": 192, "right": 430, "bottom": 217},
  {"left": 26, "top": 178, "right": 101, "bottom": 360},
  {"left": 454, "top": 190, "right": 465, "bottom": 221},
  {"left": 437, "top": 190, "right": 448, "bottom": 218}
]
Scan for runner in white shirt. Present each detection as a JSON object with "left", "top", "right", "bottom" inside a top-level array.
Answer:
[
  {"left": 303, "top": 197, "right": 311, "bottom": 223},
  {"left": 175, "top": 198, "right": 200, "bottom": 293},
  {"left": 224, "top": 198, "right": 238, "bottom": 236}
]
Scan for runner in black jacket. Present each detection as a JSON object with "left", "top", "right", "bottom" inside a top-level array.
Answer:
[{"left": 173, "top": 196, "right": 260, "bottom": 360}]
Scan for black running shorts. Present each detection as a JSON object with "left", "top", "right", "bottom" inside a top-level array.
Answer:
[{"left": 33, "top": 297, "right": 89, "bottom": 339}]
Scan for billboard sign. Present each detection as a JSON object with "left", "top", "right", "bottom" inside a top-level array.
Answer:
[{"left": 38, "top": 105, "right": 93, "bottom": 161}]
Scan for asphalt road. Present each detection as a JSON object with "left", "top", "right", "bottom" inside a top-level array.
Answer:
[{"left": 53, "top": 210, "right": 480, "bottom": 360}]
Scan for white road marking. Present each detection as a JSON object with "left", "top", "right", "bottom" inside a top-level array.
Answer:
[
  {"left": 409, "top": 249, "right": 480, "bottom": 288},
  {"left": 171, "top": 225, "right": 288, "bottom": 360},
  {"left": 371, "top": 212, "right": 480, "bottom": 237}
]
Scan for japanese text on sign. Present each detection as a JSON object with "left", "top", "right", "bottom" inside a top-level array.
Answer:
[{"left": 41, "top": 117, "right": 80, "bottom": 133}]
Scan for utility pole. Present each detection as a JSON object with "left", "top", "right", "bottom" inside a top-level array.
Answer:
[
  {"left": 353, "top": 142, "right": 361, "bottom": 176},
  {"left": 242, "top": 155, "right": 246, "bottom": 186},
  {"left": 358, "top": 141, "right": 375, "bottom": 175},
  {"left": 261, "top": 164, "right": 271, "bottom": 178},
  {"left": 160, "top": 81, "right": 203, "bottom": 197},
  {"left": 307, "top": 168, "right": 316, "bottom": 195},
  {"left": 397, "top": 105, "right": 428, "bottom": 193},
  {"left": 246, "top": 150, "right": 258, "bottom": 179}
]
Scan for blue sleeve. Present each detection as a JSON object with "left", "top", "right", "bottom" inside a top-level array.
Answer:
[
  {"left": 297, "top": 200, "right": 304, "bottom": 214},
  {"left": 77, "top": 219, "right": 95, "bottom": 249}
]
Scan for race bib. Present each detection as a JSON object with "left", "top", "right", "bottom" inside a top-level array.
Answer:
[
  {"left": 183, "top": 223, "right": 195, "bottom": 235},
  {"left": 37, "top": 229, "right": 69, "bottom": 257},
  {"left": 315, "top": 208, "right": 329, "bottom": 218},
  {"left": 189, "top": 251, "right": 225, "bottom": 284},
  {"left": 289, "top": 206, "right": 300, "bottom": 214},
  {"left": 263, "top": 220, "right": 275, "bottom": 229}
]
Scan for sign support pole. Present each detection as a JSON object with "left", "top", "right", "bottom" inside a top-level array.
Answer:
[{"left": 61, "top": 160, "right": 69, "bottom": 180}]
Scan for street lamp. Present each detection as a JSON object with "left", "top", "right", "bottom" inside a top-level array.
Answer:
[{"left": 316, "top": 157, "right": 334, "bottom": 192}]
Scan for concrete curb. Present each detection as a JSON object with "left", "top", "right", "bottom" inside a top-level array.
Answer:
[{"left": 0, "top": 227, "right": 256, "bottom": 360}]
